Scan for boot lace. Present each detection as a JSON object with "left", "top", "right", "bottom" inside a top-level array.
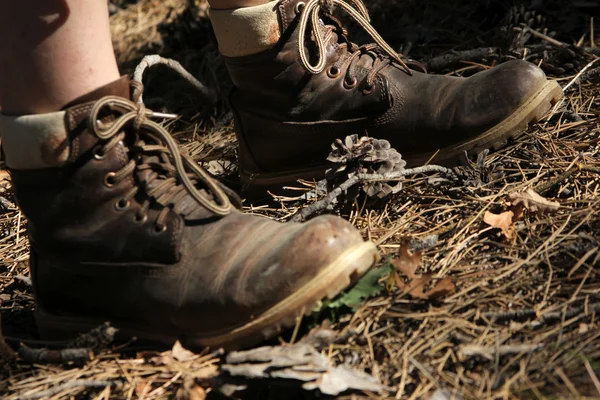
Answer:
[
  {"left": 87, "top": 90, "right": 233, "bottom": 230},
  {"left": 298, "top": 0, "right": 415, "bottom": 89}
]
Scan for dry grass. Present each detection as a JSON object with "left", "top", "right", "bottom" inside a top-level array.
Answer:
[{"left": 2, "top": 0, "right": 600, "bottom": 398}]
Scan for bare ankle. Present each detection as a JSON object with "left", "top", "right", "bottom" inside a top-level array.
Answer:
[{"left": 208, "top": 0, "right": 271, "bottom": 10}]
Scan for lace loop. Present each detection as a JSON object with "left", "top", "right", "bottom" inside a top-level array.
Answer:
[
  {"left": 297, "top": 0, "right": 411, "bottom": 76},
  {"left": 87, "top": 96, "right": 233, "bottom": 217}
]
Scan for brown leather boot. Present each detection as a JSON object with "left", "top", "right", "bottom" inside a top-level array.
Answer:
[
  {"left": 0, "top": 77, "right": 379, "bottom": 349},
  {"left": 211, "top": 0, "right": 563, "bottom": 196}
]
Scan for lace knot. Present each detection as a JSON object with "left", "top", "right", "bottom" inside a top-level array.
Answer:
[
  {"left": 133, "top": 103, "right": 146, "bottom": 131},
  {"left": 297, "top": 0, "right": 411, "bottom": 76},
  {"left": 87, "top": 95, "right": 233, "bottom": 217}
]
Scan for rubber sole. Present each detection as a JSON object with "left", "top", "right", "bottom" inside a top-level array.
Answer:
[
  {"left": 35, "top": 241, "right": 380, "bottom": 350},
  {"left": 240, "top": 80, "right": 563, "bottom": 198}
]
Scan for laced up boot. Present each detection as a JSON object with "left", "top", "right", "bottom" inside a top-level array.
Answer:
[
  {"left": 0, "top": 77, "right": 379, "bottom": 349},
  {"left": 210, "top": 0, "right": 563, "bottom": 196}
]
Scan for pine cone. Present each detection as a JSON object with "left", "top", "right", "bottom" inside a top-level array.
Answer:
[
  {"left": 327, "top": 135, "right": 407, "bottom": 199},
  {"left": 501, "top": 5, "right": 553, "bottom": 51}
]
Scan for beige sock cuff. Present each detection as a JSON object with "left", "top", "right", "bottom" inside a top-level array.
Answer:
[
  {"left": 209, "top": 2, "right": 281, "bottom": 57},
  {"left": 0, "top": 112, "right": 70, "bottom": 170}
]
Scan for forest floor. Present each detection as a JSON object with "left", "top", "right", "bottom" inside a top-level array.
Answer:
[{"left": 1, "top": 0, "right": 600, "bottom": 399}]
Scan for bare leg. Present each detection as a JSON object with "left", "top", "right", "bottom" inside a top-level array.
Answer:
[
  {"left": 208, "top": 0, "right": 270, "bottom": 9},
  {"left": 0, "top": 1, "right": 120, "bottom": 114}
]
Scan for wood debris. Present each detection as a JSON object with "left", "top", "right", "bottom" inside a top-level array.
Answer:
[{"left": 221, "top": 343, "right": 388, "bottom": 396}]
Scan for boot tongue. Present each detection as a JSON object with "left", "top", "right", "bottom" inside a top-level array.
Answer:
[{"left": 63, "top": 77, "right": 234, "bottom": 219}]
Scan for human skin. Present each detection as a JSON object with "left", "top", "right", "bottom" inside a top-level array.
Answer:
[
  {"left": 0, "top": 1, "right": 120, "bottom": 114},
  {"left": 0, "top": 0, "right": 268, "bottom": 115}
]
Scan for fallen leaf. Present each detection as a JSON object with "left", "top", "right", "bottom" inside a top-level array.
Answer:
[
  {"left": 483, "top": 210, "right": 515, "bottom": 240},
  {"left": 325, "top": 263, "right": 392, "bottom": 310},
  {"left": 171, "top": 340, "right": 196, "bottom": 362},
  {"left": 150, "top": 341, "right": 197, "bottom": 365},
  {"left": 302, "top": 364, "right": 383, "bottom": 395},
  {"left": 299, "top": 325, "right": 338, "bottom": 348},
  {"left": 177, "top": 378, "right": 207, "bottom": 400},
  {"left": 390, "top": 246, "right": 455, "bottom": 299},
  {"left": 222, "top": 343, "right": 388, "bottom": 396},
  {"left": 391, "top": 244, "right": 422, "bottom": 279},
  {"left": 402, "top": 274, "right": 455, "bottom": 300},
  {"left": 424, "top": 277, "right": 456, "bottom": 299},
  {"left": 135, "top": 379, "right": 151, "bottom": 397},
  {"left": 508, "top": 188, "right": 560, "bottom": 215}
]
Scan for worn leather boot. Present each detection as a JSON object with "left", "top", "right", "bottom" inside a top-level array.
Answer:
[
  {"left": 0, "top": 77, "right": 379, "bottom": 349},
  {"left": 211, "top": 0, "right": 563, "bottom": 196}
]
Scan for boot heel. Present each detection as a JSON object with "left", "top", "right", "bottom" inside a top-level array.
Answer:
[{"left": 34, "top": 308, "right": 86, "bottom": 342}]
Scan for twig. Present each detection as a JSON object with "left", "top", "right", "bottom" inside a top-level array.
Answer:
[
  {"left": 534, "top": 169, "right": 579, "bottom": 194},
  {"left": 562, "top": 58, "right": 600, "bottom": 92},
  {"left": 584, "top": 47, "right": 600, "bottom": 56},
  {"left": 535, "top": 165, "right": 600, "bottom": 194},
  {"left": 18, "top": 346, "right": 93, "bottom": 365},
  {"left": 424, "top": 47, "right": 498, "bottom": 72},
  {"left": 132, "top": 55, "right": 216, "bottom": 105},
  {"left": 68, "top": 322, "right": 118, "bottom": 350},
  {"left": 459, "top": 343, "right": 543, "bottom": 360},
  {"left": 19, "top": 380, "right": 117, "bottom": 400},
  {"left": 0, "top": 196, "right": 16, "bottom": 209},
  {"left": 581, "top": 66, "right": 600, "bottom": 82},
  {"left": 522, "top": 27, "right": 567, "bottom": 48},
  {"left": 291, "top": 165, "right": 455, "bottom": 222},
  {"left": 481, "top": 302, "right": 600, "bottom": 325}
]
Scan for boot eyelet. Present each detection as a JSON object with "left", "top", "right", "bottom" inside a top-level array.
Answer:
[
  {"left": 294, "top": 1, "right": 305, "bottom": 14},
  {"left": 363, "top": 82, "right": 376, "bottom": 95},
  {"left": 343, "top": 76, "right": 358, "bottom": 89},
  {"left": 327, "top": 66, "right": 341, "bottom": 78},
  {"left": 133, "top": 212, "right": 147, "bottom": 224},
  {"left": 92, "top": 145, "right": 106, "bottom": 160},
  {"left": 114, "top": 198, "right": 130, "bottom": 211},
  {"left": 104, "top": 172, "right": 117, "bottom": 187},
  {"left": 153, "top": 223, "right": 167, "bottom": 234}
]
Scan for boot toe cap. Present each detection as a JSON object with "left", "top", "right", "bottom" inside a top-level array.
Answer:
[
  {"left": 491, "top": 60, "right": 548, "bottom": 109},
  {"left": 249, "top": 215, "right": 374, "bottom": 300}
]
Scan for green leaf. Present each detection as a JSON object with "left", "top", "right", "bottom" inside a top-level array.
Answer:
[{"left": 326, "top": 262, "right": 393, "bottom": 310}]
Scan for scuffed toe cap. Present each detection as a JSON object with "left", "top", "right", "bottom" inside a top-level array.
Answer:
[
  {"left": 244, "top": 214, "right": 370, "bottom": 304},
  {"left": 488, "top": 60, "right": 548, "bottom": 110},
  {"left": 283, "top": 215, "right": 366, "bottom": 271},
  {"left": 451, "top": 59, "right": 550, "bottom": 133}
]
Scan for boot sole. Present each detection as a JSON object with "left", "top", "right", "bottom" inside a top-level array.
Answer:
[
  {"left": 35, "top": 241, "right": 379, "bottom": 350},
  {"left": 240, "top": 80, "right": 563, "bottom": 198}
]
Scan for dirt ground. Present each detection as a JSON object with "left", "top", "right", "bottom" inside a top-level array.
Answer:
[{"left": 1, "top": 0, "right": 600, "bottom": 398}]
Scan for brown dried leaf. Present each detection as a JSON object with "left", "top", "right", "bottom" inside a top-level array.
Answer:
[
  {"left": 425, "top": 277, "right": 456, "bottom": 299},
  {"left": 483, "top": 210, "right": 515, "bottom": 240},
  {"left": 171, "top": 340, "right": 196, "bottom": 362},
  {"left": 150, "top": 341, "right": 197, "bottom": 365},
  {"left": 403, "top": 274, "right": 455, "bottom": 300},
  {"left": 404, "top": 274, "right": 434, "bottom": 299},
  {"left": 390, "top": 248, "right": 455, "bottom": 300},
  {"left": 508, "top": 188, "right": 560, "bottom": 215},
  {"left": 223, "top": 343, "right": 386, "bottom": 395},
  {"left": 135, "top": 379, "right": 151, "bottom": 397},
  {"left": 391, "top": 244, "right": 422, "bottom": 279}
]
